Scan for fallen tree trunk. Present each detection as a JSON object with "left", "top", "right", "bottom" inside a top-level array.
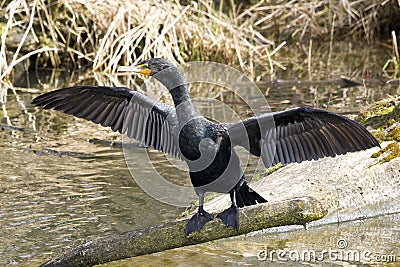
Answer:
[
  {"left": 204, "top": 143, "right": 399, "bottom": 225},
  {"left": 40, "top": 196, "right": 327, "bottom": 267}
]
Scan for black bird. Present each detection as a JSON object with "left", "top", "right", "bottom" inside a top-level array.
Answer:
[{"left": 32, "top": 58, "right": 380, "bottom": 236}]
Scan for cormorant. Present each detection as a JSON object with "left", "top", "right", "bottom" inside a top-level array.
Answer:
[{"left": 32, "top": 58, "right": 380, "bottom": 236}]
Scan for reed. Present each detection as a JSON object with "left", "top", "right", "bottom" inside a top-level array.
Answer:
[
  {"left": 0, "top": 0, "right": 282, "bottom": 79},
  {"left": 383, "top": 31, "right": 400, "bottom": 79},
  {"left": 0, "top": 0, "right": 399, "bottom": 81}
]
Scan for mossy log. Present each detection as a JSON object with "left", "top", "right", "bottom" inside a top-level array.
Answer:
[{"left": 40, "top": 196, "right": 327, "bottom": 267}]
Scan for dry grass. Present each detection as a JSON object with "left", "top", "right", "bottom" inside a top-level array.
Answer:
[
  {"left": 0, "top": 0, "right": 399, "bottom": 81},
  {"left": 247, "top": 0, "right": 400, "bottom": 41},
  {"left": 0, "top": 0, "right": 283, "bottom": 80},
  {"left": 383, "top": 31, "right": 400, "bottom": 78}
]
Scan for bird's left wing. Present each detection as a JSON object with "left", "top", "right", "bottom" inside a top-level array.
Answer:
[
  {"left": 32, "top": 86, "right": 181, "bottom": 158},
  {"left": 227, "top": 107, "right": 380, "bottom": 167}
]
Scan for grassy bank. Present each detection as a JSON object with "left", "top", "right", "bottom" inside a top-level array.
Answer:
[{"left": 1, "top": 0, "right": 399, "bottom": 80}]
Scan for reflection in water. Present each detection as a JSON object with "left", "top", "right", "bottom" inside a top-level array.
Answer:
[
  {"left": 0, "top": 134, "right": 177, "bottom": 265},
  {"left": 0, "top": 66, "right": 399, "bottom": 265},
  {"left": 0, "top": 98, "right": 185, "bottom": 265}
]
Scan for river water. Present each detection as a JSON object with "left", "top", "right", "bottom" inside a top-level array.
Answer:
[{"left": 1, "top": 42, "right": 399, "bottom": 266}]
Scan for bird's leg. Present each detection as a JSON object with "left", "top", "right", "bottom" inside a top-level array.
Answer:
[
  {"left": 185, "top": 193, "right": 212, "bottom": 236},
  {"left": 216, "top": 190, "right": 239, "bottom": 231}
]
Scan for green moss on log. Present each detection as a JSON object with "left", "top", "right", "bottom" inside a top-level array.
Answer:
[
  {"left": 356, "top": 96, "right": 399, "bottom": 129},
  {"left": 371, "top": 142, "right": 400, "bottom": 163}
]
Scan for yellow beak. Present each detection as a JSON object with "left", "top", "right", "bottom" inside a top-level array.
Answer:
[{"left": 117, "top": 63, "right": 151, "bottom": 76}]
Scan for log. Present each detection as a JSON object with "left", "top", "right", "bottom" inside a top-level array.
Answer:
[
  {"left": 205, "top": 143, "right": 400, "bottom": 224},
  {"left": 40, "top": 196, "right": 327, "bottom": 267}
]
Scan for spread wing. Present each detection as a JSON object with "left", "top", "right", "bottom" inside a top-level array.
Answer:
[
  {"left": 32, "top": 86, "right": 181, "bottom": 158},
  {"left": 228, "top": 107, "right": 380, "bottom": 167}
]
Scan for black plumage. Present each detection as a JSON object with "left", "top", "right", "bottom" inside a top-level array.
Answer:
[{"left": 32, "top": 58, "right": 380, "bottom": 236}]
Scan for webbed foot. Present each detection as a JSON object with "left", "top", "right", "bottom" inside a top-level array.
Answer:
[
  {"left": 185, "top": 208, "right": 213, "bottom": 236},
  {"left": 216, "top": 205, "right": 239, "bottom": 231}
]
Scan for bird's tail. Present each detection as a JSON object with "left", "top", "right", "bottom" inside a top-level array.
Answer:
[{"left": 235, "top": 181, "right": 267, "bottom": 208}]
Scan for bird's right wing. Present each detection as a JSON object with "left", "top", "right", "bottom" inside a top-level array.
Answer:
[
  {"left": 228, "top": 107, "right": 380, "bottom": 167},
  {"left": 32, "top": 86, "right": 181, "bottom": 158}
]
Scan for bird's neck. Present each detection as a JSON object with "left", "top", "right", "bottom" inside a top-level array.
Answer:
[
  {"left": 170, "top": 84, "right": 200, "bottom": 123},
  {"left": 169, "top": 84, "right": 192, "bottom": 107},
  {"left": 155, "top": 67, "right": 199, "bottom": 120}
]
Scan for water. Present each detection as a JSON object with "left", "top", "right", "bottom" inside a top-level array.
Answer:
[{"left": 1, "top": 46, "right": 400, "bottom": 266}]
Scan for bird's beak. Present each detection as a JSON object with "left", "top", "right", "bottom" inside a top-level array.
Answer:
[{"left": 117, "top": 63, "right": 151, "bottom": 76}]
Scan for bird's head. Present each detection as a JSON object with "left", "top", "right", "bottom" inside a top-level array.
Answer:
[
  {"left": 118, "top": 58, "right": 174, "bottom": 76},
  {"left": 118, "top": 58, "right": 186, "bottom": 92}
]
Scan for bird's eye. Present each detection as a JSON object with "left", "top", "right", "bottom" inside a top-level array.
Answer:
[{"left": 136, "top": 63, "right": 147, "bottom": 69}]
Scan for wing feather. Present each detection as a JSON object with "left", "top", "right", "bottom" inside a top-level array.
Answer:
[
  {"left": 32, "top": 86, "right": 181, "bottom": 158},
  {"left": 228, "top": 106, "right": 379, "bottom": 166}
]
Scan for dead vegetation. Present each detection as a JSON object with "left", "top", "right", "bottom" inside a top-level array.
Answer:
[{"left": 1, "top": 0, "right": 399, "bottom": 81}]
